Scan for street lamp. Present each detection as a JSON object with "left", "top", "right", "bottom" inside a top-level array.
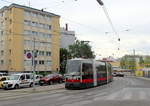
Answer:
[{"left": 97, "top": 0, "right": 104, "bottom": 6}]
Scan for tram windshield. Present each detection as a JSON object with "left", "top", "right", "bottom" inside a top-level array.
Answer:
[{"left": 66, "top": 60, "right": 81, "bottom": 75}]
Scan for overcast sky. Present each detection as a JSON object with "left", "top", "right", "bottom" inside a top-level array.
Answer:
[{"left": 1, "top": 0, "right": 150, "bottom": 59}]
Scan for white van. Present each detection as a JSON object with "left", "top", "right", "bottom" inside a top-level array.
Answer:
[
  {"left": 3, "top": 73, "right": 33, "bottom": 89},
  {"left": 0, "top": 72, "right": 7, "bottom": 77}
]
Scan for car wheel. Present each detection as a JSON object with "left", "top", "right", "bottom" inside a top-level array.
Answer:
[
  {"left": 49, "top": 81, "right": 53, "bottom": 85},
  {"left": 14, "top": 84, "right": 19, "bottom": 89},
  {"left": 59, "top": 80, "right": 63, "bottom": 83},
  {"left": 29, "top": 83, "right": 33, "bottom": 87},
  {"left": 40, "top": 83, "right": 43, "bottom": 86}
]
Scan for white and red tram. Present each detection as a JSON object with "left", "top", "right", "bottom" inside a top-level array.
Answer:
[{"left": 65, "top": 58, "right": 113, "bottom": 89}]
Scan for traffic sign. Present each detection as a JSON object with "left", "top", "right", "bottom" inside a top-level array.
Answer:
[{"left": 26, "top": 52, "right": 32, "bottom": 59}]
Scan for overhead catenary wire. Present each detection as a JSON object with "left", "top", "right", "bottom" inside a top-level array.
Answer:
[
  {"left": 0, "top": 0, "right": 105, "bottom": 34},
  {"left": 97, "top": 0, "right": 121, "bottom": 53}
]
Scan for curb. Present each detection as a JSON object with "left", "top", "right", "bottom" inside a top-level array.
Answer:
[
  {"left": 0, "top": 85, "right": 66, "bottom": 101},
  {"left": 135, "top": 77, "right": 150, "bottom": 81}
]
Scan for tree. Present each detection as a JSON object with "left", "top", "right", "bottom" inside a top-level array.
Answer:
[
  {"left": 120, "top": 55, "right": 136, "bottom": 70},
  {"left": 143, "top": 56, "right": 150, "bottom": 67},
  {"left": 120, "top": 58, "right": 126, "bottom": 69},
  {"left": 68, "top": 40, "right": 95, "bottom": 59},
  {"left": 59, "top": 48, "right": 70, "bottom": 74},
  {"left": 59, "top": 40, "right": 95, "bottom": 74},
  {"left": 139, "top": 56, "right": 144, "bottom": 67}
]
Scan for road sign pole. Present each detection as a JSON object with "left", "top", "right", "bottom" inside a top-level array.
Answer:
[{"left": 32, "top": 37, "right": 36, "bottom": 91}]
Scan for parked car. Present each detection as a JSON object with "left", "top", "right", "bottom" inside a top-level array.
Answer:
[
  {"left": 0, "top": 76, "right": 9, "bottom": 88},
  {"left": 112, "top": 72, "right": 124, "bottom": 77},
  {"left": 34, "top": 75, "right": 43, "bottom": 85},
  {"left": 0, "top": 72, "right": 7, "bottom": 77},
  {"left": 39, "top": 74, "right": 63, "bottom": 86},
  {"left": 114, "top": 72, "right": 124, "bottom": 77},
  {"left": 112, "top": 72, "right": 117, "bottom": 77},
  {"left": 3, "top": 73, "right": 33, "bottom": 89}
]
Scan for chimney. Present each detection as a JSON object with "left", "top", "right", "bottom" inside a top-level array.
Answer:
[{"left": 65, "top": 23, "right": 68, "bottom": 31}]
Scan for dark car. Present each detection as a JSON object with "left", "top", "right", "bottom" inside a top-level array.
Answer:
[
  {"left": 112, "top": 72, "right": 124, "bottom": 77},
  {"left": 39, "top": 74, "right": 63, "bottom": 86},
  {"left": 116, "top": 72, "right": 124, "bottom": 77}
]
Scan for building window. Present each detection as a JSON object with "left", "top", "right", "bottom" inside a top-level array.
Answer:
[
  {"left": 9, "top": 49, "right": 11, "bottom": 55},
  {"left": 1, "top": 60, "right": 4, "bottom": 65},
  {"left": 24, "top": 20, "right": 31, "bottom": 26},
  {"left": 24, "top": 10, "right": 30, "bottom": 16},
  {"left": 24, "top": 60, "right": 32, "bottom": 66},
  {"left": 39, "top": 60, "right": 44, "bottom": 65},
  {"left": 46, "top": 51, "right": 51, "bottom": 56},
  {"left": 8, "top": 59, "right": 12, "bottom": 65},
  {"left": 0, "top": 31, "right": 3, "bottom": 35},
  {"left": 48, "top": 25, "right": 51, "bottom": 30},
  {"left": 42, "top": 51, "right": 44, "bottom": 56},
  {"left": 47, "top": 60, "right": 52, "bottom": 66},
  {"left": 9, "top": 19, "right": 12, "bottom": 24},
  {"left": 1, "top": 50, "right": 4, "bottom": 56}
]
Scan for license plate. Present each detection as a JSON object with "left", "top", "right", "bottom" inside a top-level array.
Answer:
[{"left": 40, "top": 81, "right": 44, "bottom": 83}]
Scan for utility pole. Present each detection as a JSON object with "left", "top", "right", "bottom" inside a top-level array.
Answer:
[
  {"left": 133, "top": 49, "right": 136, "bottom": 76},
  {"left": 32, "top": 37, "right": 36, "bottom": 91}
]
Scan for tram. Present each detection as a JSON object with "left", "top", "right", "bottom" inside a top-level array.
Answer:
[{"left": 65, "top": 58, "right": 113, "bottom": 89}]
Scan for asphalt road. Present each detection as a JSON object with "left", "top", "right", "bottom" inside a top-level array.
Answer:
[{"left": 1, "top": 77, "right": 150, "bottom": 106}]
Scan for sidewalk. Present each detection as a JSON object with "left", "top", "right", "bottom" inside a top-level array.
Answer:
[
  {"left": 0, "top": 84, "right": 65, "bottom": 101},
  {"left": 135, "top": 76, "right": 150, "bottom": 81},
  {"left": 17, "top": 83, "right": 65, "bottom": 93}
]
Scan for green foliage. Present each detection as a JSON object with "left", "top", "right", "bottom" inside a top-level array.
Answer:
[
  {"left": 68, "top": 40, "right": 95, "bottom": 59},
  {"left": 120, "top": 55, "right": 136, "bottom": 70},
  {"left": 143, "top": 56, "right": 150, "bottom": 67},
  {"left": 139, "top": 56, "right": 144, "bottom": 67},
  {"left": 59, "top": 48, "right": 70, "bottom": 74},
  {"left": 59, "top": 40, "right": 95, "bottom": 74}
]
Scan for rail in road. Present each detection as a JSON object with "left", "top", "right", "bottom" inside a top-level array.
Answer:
[
  {"left": 0, "top": 83, "right": 65, "bottom": 101},
  {"left": 1, "top": 77, "right": 150, "bottom": 106}
]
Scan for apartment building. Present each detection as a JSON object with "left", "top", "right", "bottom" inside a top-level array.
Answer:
[
  {"left": 0, "top": 4, "right": 60, "bottom": 74},
  {"left": 60, "top": 24, "right": 76, "bottom": 49}
]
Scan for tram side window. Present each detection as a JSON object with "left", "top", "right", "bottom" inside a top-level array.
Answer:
[
  {"left": 96, "top": 64, "right": 107, "bottom": 78},
  {"left": 108, "top": 64, "right": 112, "bottom": 75},
  {"left": 82, "top": 63, "right": 93, "bottom": 79}
]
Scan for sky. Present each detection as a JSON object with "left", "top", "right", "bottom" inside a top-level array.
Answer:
[{"left": 0, "top": 0, "right": 150, "bottom": 59}]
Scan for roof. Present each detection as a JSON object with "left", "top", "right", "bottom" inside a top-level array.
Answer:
[{"left": 1, "top": 3, "right": 60, "bottom": 17}]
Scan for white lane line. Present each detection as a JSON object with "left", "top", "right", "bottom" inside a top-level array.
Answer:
[
  {"left": 94, "top": 92, "right": 107, "bottom": 97},
  {"left": 58, "top": 95, "right": 74, "bottom": 100},
  {"left": 60, "top": 100, "right": 92, "bottom": 106}
]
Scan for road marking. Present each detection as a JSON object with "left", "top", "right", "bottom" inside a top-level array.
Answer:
[
  {"left": 58, "top": 95, "right": 74, "bottom": 100},
  {"left": 60, "top": 100, "right": 92, "bottom": 106}
]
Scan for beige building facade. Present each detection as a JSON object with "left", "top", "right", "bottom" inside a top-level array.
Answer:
[{"left": 0, "top": 4, "right": 60, "bottom": 74}]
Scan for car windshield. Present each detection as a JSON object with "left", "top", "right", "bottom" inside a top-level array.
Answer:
[
  {"left": 45, "top": 75, "right": 53, "bottom": 78},
  {"left": 66, "top": 60, "right": 81, "bottom": 75},
  {"left": 9, "top": 75, "right": 20, "bottom": 80}
]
